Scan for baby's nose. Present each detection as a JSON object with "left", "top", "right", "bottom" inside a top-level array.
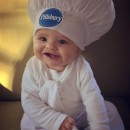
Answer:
[{"left": 45, "top": 42, "right": 57, "bottom": 50}]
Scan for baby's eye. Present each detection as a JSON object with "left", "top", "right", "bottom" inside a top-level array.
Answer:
[
  {"left": 39, "top": 37, "right": 47, "bottom": 42},
  {"left": 58, "top": 39, "right": 67, "bottom": 45}
]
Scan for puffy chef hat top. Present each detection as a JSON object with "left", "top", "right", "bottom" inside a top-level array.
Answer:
[{"left": 28, "top": 0, "right": 115, "bottom": 50}]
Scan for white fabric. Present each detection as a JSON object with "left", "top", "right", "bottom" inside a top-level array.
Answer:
[
  {"left": 28, "top": 0, "right": 115, "bottom": 50},
  {"left": 21, "top": 55, "right": 124, "bottom": 130}
]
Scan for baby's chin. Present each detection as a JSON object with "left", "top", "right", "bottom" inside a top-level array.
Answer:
[{"left": 47, "top": 64, "right": 67, "bottom": 72}]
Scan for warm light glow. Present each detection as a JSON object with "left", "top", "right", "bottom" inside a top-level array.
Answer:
[
  {"left": 0, "top": 63, "right": 15, "bottom": 91},
  {"left": 0, "top": 1, "right": 33, "bottom": 91}
]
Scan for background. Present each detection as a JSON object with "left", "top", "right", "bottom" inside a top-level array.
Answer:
[{"left": 0, "top": 0, "right": 33, "bottom": 97}]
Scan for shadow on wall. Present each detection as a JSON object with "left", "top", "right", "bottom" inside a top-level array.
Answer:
[
  {"left": 0, "top": 40, "right": 34, "bottom": 101},
  {"left": 12, "top": 39, "right": 34, "bottom": 99},
  {"left": 0, "top": 39, "right": 33, "bottom": 100}
]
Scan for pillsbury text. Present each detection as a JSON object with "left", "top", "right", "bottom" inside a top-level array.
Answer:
[{"left": 40, "top": 14, "right": 62, "bottom": 23}]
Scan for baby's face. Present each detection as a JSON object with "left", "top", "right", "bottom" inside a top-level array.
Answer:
[{"left": 33, "top": 29, "right": 81, "bottom": 72}]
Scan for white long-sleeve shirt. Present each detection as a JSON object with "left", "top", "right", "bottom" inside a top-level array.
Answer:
[{"left": 21, "top": 55, "right": 110, "bottom": 130}]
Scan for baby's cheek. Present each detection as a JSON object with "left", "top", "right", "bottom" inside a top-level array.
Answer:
[{"left": 34, "top": 44, "right": 42, "bottom": 52}]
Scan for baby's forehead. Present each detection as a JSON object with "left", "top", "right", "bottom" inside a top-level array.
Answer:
[{"left": 36, "top": 29, "right": 72, "bottom": 40}]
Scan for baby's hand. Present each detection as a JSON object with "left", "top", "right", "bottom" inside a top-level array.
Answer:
[{"left": 59, "top": 116, "right": 75, "bottom": 130}]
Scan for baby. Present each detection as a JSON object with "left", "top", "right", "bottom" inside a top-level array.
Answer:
[{"left": 21, "top": 0, "right": 124, "bottom": 130}]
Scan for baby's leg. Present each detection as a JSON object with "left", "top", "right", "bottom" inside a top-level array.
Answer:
[
  {"left": 21, "top": 113, "right": 46, "bottom": 130},
  {"left": 83, "top": 101, "right": 124, "bottom": 130},
  {"left": 105, "top": 101, "right": 124, "bottom": 130}
]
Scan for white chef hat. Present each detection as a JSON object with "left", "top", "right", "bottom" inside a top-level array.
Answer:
[{"left": 28, "top": 0, "right": 115, "bottom": 50}]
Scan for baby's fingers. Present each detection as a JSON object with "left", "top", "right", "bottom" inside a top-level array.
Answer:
[
  {"left": 64, "top": 122, "right": 73, "bottom": 130},
  {"left": 67, "top": 117, "right": 75, "bottom": 125}
]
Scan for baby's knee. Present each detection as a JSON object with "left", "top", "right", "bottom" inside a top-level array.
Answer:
[
  {"left": 105, "top": 101, "right": 124, "bottom": 130},
  {"left": 105, "top": 101, "right": 118, "bottom": 119}
]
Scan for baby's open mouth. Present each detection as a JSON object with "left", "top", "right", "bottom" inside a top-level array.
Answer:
[{"left": 44, "top": 52, "right": 59, "bottom": 58}]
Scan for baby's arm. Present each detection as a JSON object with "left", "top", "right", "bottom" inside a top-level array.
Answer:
[
  {"left": 59, "top": 117, "right": 75, "bottom": 130},
  {"left": 21, "top": 64, "right": 67, "bottom": 130},
  {"left": 80, "top": 62, "right": 110, "bottom": 130}
]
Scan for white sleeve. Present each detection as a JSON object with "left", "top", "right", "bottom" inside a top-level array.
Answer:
[
  {"left": 21, "top": 65, "right": 67, "bottom": 130},
  {"left": 80, "top": 62, "right": 110, "bottom": 130}
]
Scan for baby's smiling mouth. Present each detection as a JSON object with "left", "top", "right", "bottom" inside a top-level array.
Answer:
[{"left": 44, "top": 52, "right": 60, "bottom": 58}]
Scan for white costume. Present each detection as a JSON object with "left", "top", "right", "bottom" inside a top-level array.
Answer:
[
  {"left": 21, "top": 56, "right": 124, "bottom": 130},
  {"left": 21, "top": 0, "right": 124, "bottom": 129}
]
